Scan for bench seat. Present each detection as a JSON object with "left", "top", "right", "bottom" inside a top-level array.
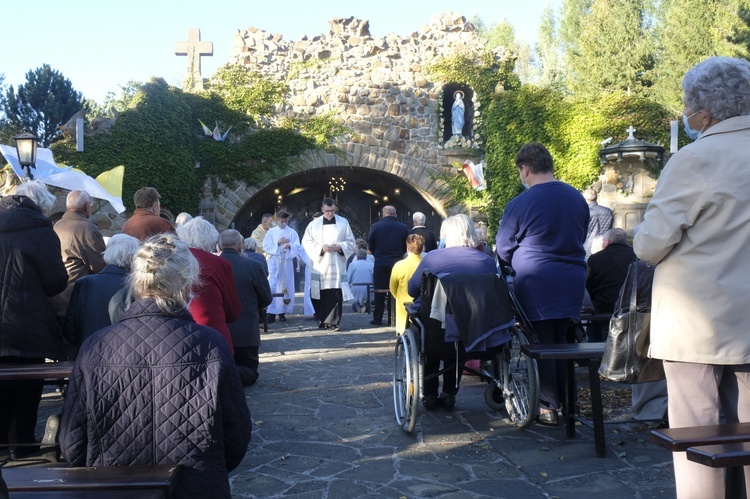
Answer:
[
  {"left": 521, "top": 342, "right": 607, "bottom": 457},
  {"left": 3, "top": 464, "right": 180, "bottom": 497}
]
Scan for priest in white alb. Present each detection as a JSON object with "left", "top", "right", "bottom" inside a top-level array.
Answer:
[{"left": 263, "top": 211, "right": 300, "bottom": 323}]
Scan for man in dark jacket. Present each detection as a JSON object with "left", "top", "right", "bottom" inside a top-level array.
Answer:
[
  {"left": 0, "top": 181, "right": 68, "bottom": 458},
  {"left": 410, "top": 211, "right": 437, "bottom": 253},
  {"left": 220, "top": 229, "right": 273, "bottom": 386},
  {"left": 121, "top": 186, "right": 175, "bottom": 241},
  {"left": 60, "top": 234, "right": 251, "bottom": 499},
  {"left": 367, "top": 205, "right": 409, "bottom": 326},
  {"left": 586, "top": 228, "right": 636, "bottom": 341}
]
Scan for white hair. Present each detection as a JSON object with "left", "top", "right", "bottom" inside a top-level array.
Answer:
[
  {"left": 66, "top": 190, "right": 91, "bottom": 211},
  {"left": 174, "top": 212, "right": 193, "bottom": 227},
  {"left": 104, "top": 233, "right": 139, "bottom": 267},
  {"left": 413, "top": 212, "right": 426, "bottom": 225},
  {"left": 440, "top": 214, "right": 478, "bottom": 248},
  {"left": 243, "top": 237, "right": 257, "bottom": 251},
  {"left": 14, "top": 180, "right": 56, "bottom": 214},
  {"left": 219, "top": 229, "right": 243, "bottom": 250},
  {"left": 175, "top": 216, "right": 219, "bottom": 252},
  {"left": 128, "top": 233, "right": 199, "bottom": 313}
]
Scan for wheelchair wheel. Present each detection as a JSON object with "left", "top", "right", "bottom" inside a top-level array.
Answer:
[
  {"left": 501, "top": 326, "right": 539, "bottom": 428},
  {"left": 393, "top": 328, "right": 420, "bottom": 433}
]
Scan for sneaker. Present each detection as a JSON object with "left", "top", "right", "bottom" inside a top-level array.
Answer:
[
  {"left": 537, "top": 410, "right": 559, "bottom": 426},
  {"left": 325, "top": 324, "right": 340, "bottom": 332},
  {"left": 267, "top": 315, "right": 276, "bottom": 324},
  {"left": 279, "top": 314, "right": 287, "bottom": 322},
  {"left": 42, "top": 414, "right": 60, "bottom": 445},
  {"left": 358, "top": 304, "right": 367, "bottom": 313}
]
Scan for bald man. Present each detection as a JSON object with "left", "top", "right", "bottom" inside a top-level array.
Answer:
[{"left": 52, "top": 190, "right": 107, "bottom": 319}]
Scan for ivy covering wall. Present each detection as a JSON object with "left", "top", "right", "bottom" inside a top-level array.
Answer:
[{"left": 52, "top": 78, "right": 323, "bottom": 214}]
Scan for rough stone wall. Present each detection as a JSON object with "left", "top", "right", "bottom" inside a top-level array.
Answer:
[{"left": 216, "top": 12, "right": 496, "bottom": 228}]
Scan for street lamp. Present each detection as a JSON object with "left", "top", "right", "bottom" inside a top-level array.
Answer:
[{"left": 14, "top": 131, "right": 39, "bottom": 179}]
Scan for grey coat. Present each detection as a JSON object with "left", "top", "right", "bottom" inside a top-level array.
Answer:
[{"left": 221, "top": 248, "right": 272, "bottom": 348}]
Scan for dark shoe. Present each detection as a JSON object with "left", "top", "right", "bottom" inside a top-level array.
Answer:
[
  {"left": 537, "top": 411, "right": 559, "bottom": 426},
  {"left": 439, "top": 393, "right": 456, "bottom": 411},
  {"left": 267, "top": 315, "right": 276, "bottom": 324},
  {"left": 279, "top": 314, "right": 287, "bottom": 322},
  {"left": 369, "top": 320, "right": 382, "bottom": 326},
  {"left": 10, "top": 444, "right": 41, "bottom": 460},
  {"left": 42, "top": 414, "right": 60, "bottom": 445},
  {"left": 423, "top": 395, "right": 439, "bottom": 412},
  {"left": 325, "top": 324, "right": 340, "bottom": 332}
]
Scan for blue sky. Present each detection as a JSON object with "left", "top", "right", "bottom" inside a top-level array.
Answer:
[{"left": 1, "top": 0, "right": 561, "bottom": 103}]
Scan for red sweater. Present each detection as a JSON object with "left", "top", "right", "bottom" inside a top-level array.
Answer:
[{"left": 187, "top": 248, "right": 241, "bottom": 354}]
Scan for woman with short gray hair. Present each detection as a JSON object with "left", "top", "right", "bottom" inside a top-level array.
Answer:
[
  {"left": 634, "top": 56, "right": 750, "bottom": 497},
  {"left": 176, "top": 217, "right": 241, "bottom": 354},
  {"left": 60, "top": 233, "right": 251, "bottom": 498},
  {"left": 64, "top": 233, "right": 140, "bottom": 355}
]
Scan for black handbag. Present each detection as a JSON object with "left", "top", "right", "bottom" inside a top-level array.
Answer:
[{"left": 598, "top": 262, "right": 665, "bottom": 383}]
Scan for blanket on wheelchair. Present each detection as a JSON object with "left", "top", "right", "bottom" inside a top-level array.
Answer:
[{"left": 437, "top": 273, "right": 516, "bottom": 353}]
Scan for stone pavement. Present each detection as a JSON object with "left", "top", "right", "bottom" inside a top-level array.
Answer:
[
  {"left": 7, "top": 298, "right": 677, "bottom": 498},
  {"left": 229, "top": 302, "right": 676, "bottom": 498}
]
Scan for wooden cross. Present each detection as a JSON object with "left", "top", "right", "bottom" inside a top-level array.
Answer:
[
  {"left": 175, "top": 28, "right": 213, "bottom": 92},
  {"left": 626, "top": 125, "right": 637, "bottom": 139}
]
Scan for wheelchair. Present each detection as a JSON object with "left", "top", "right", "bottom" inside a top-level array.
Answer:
[{"left": 393, "top": 269, "right": 540, "bottom": 433}]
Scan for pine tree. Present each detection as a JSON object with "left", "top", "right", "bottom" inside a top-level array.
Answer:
[
  {"left": 3, "top": 65, "right": 84, "bottom": 146},
  {"left": 567, "top": 0, "right": 656, "bottom": 97},
  {"left": 652, "top": 0, "right": 748, "bottom": 113}
]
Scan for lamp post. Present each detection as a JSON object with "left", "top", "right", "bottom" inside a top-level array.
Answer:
[{"left": 13, "top": 131, "right": 39, "bottom": 180}]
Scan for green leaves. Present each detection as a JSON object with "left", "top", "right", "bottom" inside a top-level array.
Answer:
[{"left": 3, "top": 64, "right": 83, "bottom": 146}]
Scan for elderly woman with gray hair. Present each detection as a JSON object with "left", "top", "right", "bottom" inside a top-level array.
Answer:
[
  {"left": 176, "top": 217, "right": 241, "bottom": 354},
  {"left": 634, "top": 56, "right": 750, "bottom": 498},
  {"left": 407, "top": 214, "right": 496, "bottom": 411},
  {"left": 0, "top": 180, "right": 67, "bottom": 459},
  {"left": 60, "top": 233, "right": 251, "bottom": 498},
  {"left": 64, "top": 233, "right": 140, "bottom": 358}
]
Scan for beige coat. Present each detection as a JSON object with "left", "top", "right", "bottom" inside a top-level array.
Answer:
[{"left": 633, "top": 114, "right": 750, "bottom": 364}]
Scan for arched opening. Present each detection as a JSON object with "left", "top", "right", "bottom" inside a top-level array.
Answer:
[{"left": 233, "top": 167, "right": 444, "bottom": 240}]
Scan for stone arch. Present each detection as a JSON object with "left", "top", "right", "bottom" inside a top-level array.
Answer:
[{"left": 210, "top": 147, "right": 460, "bottom": 239}]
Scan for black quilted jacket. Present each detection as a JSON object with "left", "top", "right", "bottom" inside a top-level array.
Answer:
[
  {"left": 0, "top": 195, "right": 67, "bottom": 359},
  {"left": 59, "top": 299, "right": 252, "bottom": 498}
]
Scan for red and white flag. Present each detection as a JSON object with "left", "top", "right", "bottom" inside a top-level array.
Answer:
[{"left": 461, "top": 160, "right": 486, "bottom": 191}]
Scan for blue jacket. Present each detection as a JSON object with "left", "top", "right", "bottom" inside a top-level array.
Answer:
[{"left": 60, "top": 299, "right": 252, "bottom": 498}]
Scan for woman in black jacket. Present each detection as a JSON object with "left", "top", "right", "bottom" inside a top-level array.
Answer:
[
  {"left": 60, "top": 233, "right": 252, "bottom": 498},
  {"left": 0, "top": 180, "right": 67, "bottom": 459}
]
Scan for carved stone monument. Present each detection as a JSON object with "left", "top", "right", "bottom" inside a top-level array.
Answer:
[{"left": 175, "top": 28, "right": 213, "bottom": 92}]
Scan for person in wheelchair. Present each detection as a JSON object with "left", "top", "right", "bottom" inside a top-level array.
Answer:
[{"left": 407, "top": 214, "right": 497, "bottom": 411}]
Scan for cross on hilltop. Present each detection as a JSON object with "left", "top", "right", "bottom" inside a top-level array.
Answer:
[{"left": 175, "top": 28, "right": 213, "bottom": 92}]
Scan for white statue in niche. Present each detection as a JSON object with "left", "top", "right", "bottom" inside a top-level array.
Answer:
[{"left": 451, "top": 90, "right": 465, "bottom": 136}]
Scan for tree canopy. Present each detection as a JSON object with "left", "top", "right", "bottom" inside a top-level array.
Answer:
[{"left": 3, "top": 64, "right": 83, "bottom": 146}]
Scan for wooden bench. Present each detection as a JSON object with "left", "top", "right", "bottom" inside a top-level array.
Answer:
[
  {"left": 521, "top": 342, "right": 607, "bottom": 457},
  {"left": 652, "top": 423, "right": 750, "bottom": 498},
  {"left": 3, "top": 464, "right": 181, "bottom": 497},
  {"left": 0, "top": 361, "right": 75, "bottom": 383}
]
